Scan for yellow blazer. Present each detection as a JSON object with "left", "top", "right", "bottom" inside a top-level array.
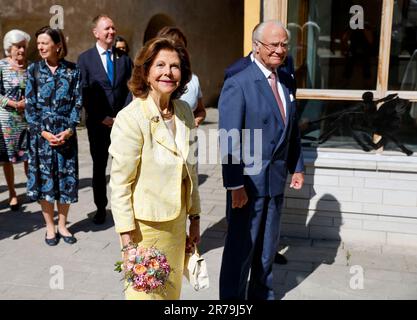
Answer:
[{"left": 109, "top": 95, "right": 201, "bottom": 233}]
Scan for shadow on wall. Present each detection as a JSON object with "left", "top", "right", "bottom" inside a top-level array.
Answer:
[{"left": 143, "top": 14, "right": 175, "bottom": 45}]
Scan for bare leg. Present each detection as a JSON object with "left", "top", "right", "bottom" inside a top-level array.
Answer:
[
  {"left": 3, "top": 163, "right": 17, "bottom": 206},
  {"left": 23, "top": 160, "right": 28, "bottom": 177},
  {"left": 57, "top": 203, "right": 72, "bottom": 237},
  {"left": 40, "top": 200, "right": 56, "bottom": 239}
]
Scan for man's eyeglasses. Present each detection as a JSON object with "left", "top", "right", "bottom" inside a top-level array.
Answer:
[{"left": 257, "top": 40, "right": 289, "bottom": 52}]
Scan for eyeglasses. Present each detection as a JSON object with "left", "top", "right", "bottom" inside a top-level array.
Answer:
[{"left": 257, "top": 40, "right": 289, "bottom": 52}]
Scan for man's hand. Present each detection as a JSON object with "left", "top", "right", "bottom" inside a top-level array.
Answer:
[
  {"left": 290, "top": 172, "right": 305, "bottom": 190},
  {"left": 102, "top": 116, "right": 115, "bottom": 127},
  {"left": 232, "top": 187, "right": 248, "bottom": 209}
]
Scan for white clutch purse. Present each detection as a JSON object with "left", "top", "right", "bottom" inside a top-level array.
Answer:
[{"left": 183, "top": 246, "right": 209, "bottom": 291}]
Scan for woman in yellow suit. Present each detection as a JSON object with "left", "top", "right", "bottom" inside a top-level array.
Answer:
[{"left": 109, "top": 38, "right": 201, "bottom": 300}]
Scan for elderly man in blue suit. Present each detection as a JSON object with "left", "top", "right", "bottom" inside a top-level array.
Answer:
[
  {"left": 219, "top": 21, "right": 305, "bottom": 300},
  {"left": 224, "top": 24, "right": 297, "bottom": 266}
]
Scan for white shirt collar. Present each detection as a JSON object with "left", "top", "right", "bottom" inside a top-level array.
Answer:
[
  {"left": 253, "top": 57, "right": 276, "bottom": 80},
  {"left": 96, "top": 43, "right": 111, "bottom": 55}
]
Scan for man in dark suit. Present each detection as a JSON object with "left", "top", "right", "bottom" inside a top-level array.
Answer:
[
  {"left": 219, "top": 21, "right": 305, "bottom": 300},
  {"left": 78, "top": 15, "right": 133, "bottom": 224},
  {"left": 223, "top": 28, "right": 297, "bottom": 266}
]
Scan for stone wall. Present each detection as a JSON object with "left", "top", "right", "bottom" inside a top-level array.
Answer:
[
  {"left": 282, "top": 150, "right": 417, "bottom": 247},
  {"left": 0, "top": 0, "right": 244, "bottom": 106}
]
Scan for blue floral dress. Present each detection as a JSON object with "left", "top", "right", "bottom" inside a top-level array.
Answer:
[{"left": 25, "top": 60, "right": 82, "bottom": 204}]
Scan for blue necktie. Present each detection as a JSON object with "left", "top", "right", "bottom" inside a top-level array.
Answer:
[{"left": 106, "top": 50, "right": 114, "bottom": 86}]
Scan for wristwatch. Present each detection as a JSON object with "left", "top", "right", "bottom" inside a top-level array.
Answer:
[
  {"left": 66, "top": 128, "right": 74, "bottom": 139},
  {"left": 189, "top": 215, "right": 200, "bottom": 221}
]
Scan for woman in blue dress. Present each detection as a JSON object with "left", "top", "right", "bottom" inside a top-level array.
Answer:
[{"left": 25, "top": 26, "right": 82, "bottom": 246}]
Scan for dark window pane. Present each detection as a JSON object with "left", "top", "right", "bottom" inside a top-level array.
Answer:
[
  {"left": 288, "top": 0, "right": 382, "bottom": 90},
  {"left": 298, "top": 96, "right": 417, "bottom": 155},
  {"left": 388, "top": 0, "right": 417, "bottom": 91}
]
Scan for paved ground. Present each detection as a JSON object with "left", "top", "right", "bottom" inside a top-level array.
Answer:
[{"left": 0, "top": 108, "right": 416, "bottom": 300}]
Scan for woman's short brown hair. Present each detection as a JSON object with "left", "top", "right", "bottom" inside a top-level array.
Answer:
[
  {"left": 157, "top": 26, "right": 188, "bottom": 48},
  {"left": 35, "top": 26, "right": 67, "bottom": 59},
  {"left": 128, "top": 37, "right": 191, "bottom": 99}
]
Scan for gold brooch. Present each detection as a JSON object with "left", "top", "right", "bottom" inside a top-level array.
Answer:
[{"left": 151, "top": 116, "right": 160, "bottom": 123}]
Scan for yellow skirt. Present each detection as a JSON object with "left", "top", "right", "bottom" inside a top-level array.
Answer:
[{"left": 124, "top": 184, "right": 187, "bottom": 300}]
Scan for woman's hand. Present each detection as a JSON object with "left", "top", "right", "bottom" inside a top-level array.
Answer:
[
  {"left": 16, "top": 99, "right": 25, "bottom": 112},
  {"left": 194, "top": 116, "right": 205, "bottom": 128},
  {"left": 188, "top": 219, "right": 201, "bottom": 246},
  {"left": 41, "top": 131, "right": 62, "bottom": 147},
  {"left": 55, "top": 129, "right": 73, "bottom": 143},
  {"left": 193, "top": 98, "right": 206, "bottom": 127},
  {"left": 121, "top": 232, "right": 133, "bottom": 265}
]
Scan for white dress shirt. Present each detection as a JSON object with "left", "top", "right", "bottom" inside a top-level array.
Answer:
[
  {"left": 253, "top": 58, "right": 287, "bottom": 117},
  {"left": 96, "top": 43, "right": 113, "bottom": 74}
]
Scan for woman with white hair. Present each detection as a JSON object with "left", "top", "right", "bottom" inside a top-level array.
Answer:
[{"left": 0, "top": 29, "right": 31, "bottom": 211}]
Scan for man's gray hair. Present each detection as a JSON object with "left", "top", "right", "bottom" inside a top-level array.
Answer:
[
  {"left": 3, "top": 29, "right": 31, "bottom": 56},
  {"left": 252, "top": 20, "right": 290, "bottom": 44}
]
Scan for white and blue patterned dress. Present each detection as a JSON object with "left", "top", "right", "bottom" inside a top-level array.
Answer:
[
  {"left": 25, "top": 59, "right": 82, "bottom": 204},
  {"left": 0, "top": 59, "right": 28, "bottom": 163}
]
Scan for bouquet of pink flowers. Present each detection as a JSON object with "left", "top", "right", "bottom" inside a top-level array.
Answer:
[{"left": 115, "top": 243, "right": 171, "bottom": 294}]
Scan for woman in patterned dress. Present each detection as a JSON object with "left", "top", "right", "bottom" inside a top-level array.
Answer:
[
  {"left": 0, "top": 29, "right": 31, "bottom": 211},
  {"left": 25, "top": 27, "right": 82, "bottom": 246}
]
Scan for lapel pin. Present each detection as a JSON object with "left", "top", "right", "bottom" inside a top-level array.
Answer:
[{"left": 151, "top": 116, "right": 160, "bottom": 123}]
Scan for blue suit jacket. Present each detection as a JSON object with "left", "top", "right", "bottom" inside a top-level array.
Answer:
[
  {"left": 77, "top": 46, "right": 132, "bottom": 126},
  {"left": 224, "top": 54, "right": 296, "bottom": 95},
  {"left": 219, "top": 62, "right": 304, "bottom": 197}
]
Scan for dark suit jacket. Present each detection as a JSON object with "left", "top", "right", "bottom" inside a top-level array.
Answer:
[
  {"left": 219, "top": 62, "right": 304, "bottom": 197},
  {"left": 77, "top": 46, "right": 132, "bottom": 126},
  {"left": 224, "top": 54, "right": 297, "bottom": 95}
]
